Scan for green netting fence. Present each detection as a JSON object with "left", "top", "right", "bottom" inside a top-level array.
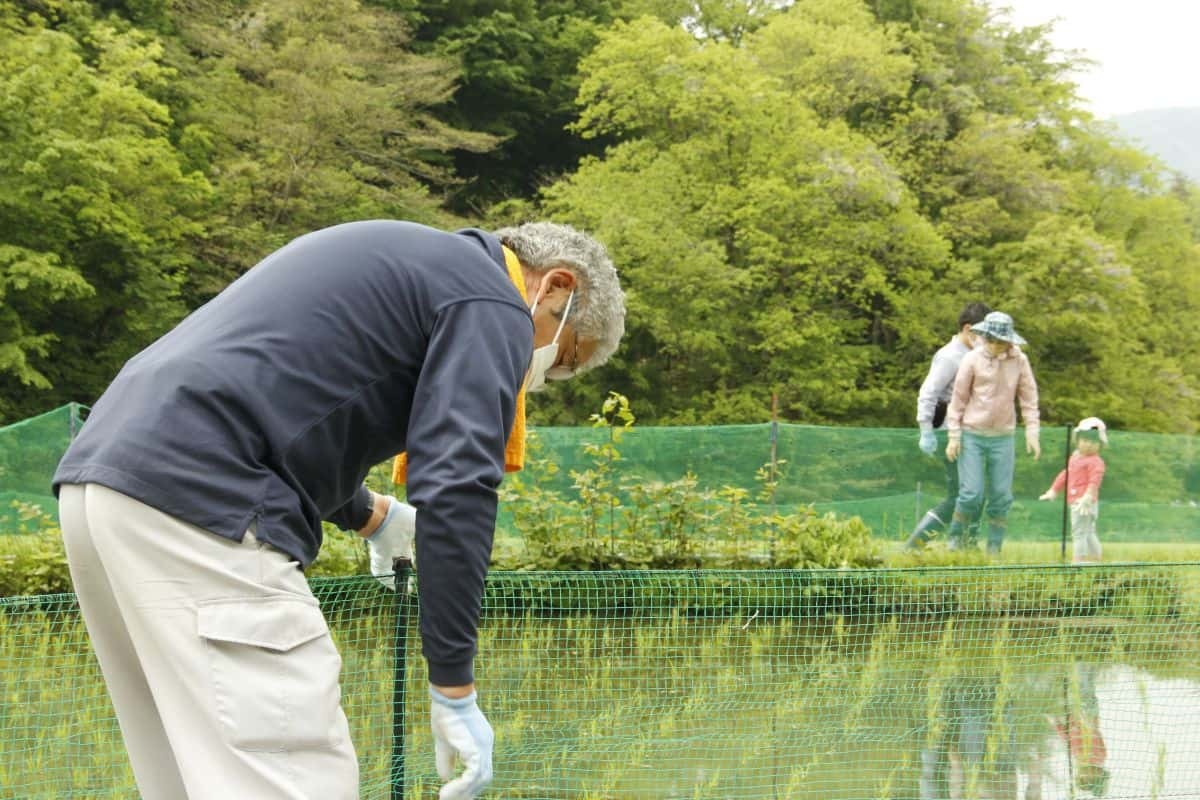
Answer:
[
  {"left": 3, "top": 565, "right": 1200, "bottom": 798},
  {"left": 501, "top": 424, "right": 1200, "bottom": 544},
  {"left": 4, "top": 406, "right": 1200, "bottom": 542},
  {"left": 0, "top": 405, "right": 85, "bottom": 536}
]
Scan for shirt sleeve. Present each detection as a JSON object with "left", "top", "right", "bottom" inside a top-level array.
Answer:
[
  {"left": 1050, "top": 469, "right": 1067, "bottom": 494},
  {"left": 916, "top": 351, "right": 956, "bottom": 429},
  {"left": 945, "top": 353, "right": 975, "bottom": 437},
  {"left": 327, "top": 484, "right": 373, "bottom": 531},
  {"left": 404, "top": 299, "right": 532, "bottom": 686},
  {"left": 1016, "top": 351, "right": 1040, "bottom": 434}
]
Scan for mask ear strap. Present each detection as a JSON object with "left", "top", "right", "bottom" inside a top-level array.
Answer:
[{"left": 551, "top": 290, "right": 575, "bottom": 343}]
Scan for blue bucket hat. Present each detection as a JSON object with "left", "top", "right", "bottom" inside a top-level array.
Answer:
[{"left": 970, "top": 311, "right": 1026, "bottom": 346}]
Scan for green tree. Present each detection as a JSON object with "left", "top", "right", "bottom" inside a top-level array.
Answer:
[
  {"left": 524, "top": 0, "right": 1200, "bottom": 432},
  {"left": 528, "top": 12, "right": 946, "bottom": 424},
  {"left": 0, "top": 6, "right": 209, "bottom": 421},
  {"left": 170, "top": 0, "right": 494, "bottom": 300},
  {"left": 389, "top": 0, "right": 692, "bottom": 213}
]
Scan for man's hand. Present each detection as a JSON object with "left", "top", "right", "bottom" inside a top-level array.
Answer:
[
  {"left": 430, "top": 686, "right": 494, "bottom": 800},
  {"left": 918, "top": 429, "right": 937, "bottom": 456},
  {"left": 365, "top": 496, "right": 416, "bottom": 590},
  {"left": 1026, "top": 429, "right": 1041, "bottom": 461},
  {"left": 945, "top": 438, "right": 961, "bottom": 462}
]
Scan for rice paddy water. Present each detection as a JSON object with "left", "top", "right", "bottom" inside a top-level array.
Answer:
[{"left": 2, "top": 565, "right": 1199, "bottom": 798}]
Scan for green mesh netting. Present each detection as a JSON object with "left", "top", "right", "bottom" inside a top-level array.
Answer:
[
  {"left": 502, "top": 425, "right": 1200, "bottom": 543},
  {"left": 3, "top": 408, "right": 1199, "bottom": 542},
  {"left": 2, "top": 566, "right": 1199, "bottom": 798},
  {"left": 0, "top": 405, "right": 84, "bottom": 535}
]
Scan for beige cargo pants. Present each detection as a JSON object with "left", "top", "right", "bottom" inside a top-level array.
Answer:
[{"left": 59, "top": 483, "right": 360, "bottom": 799}]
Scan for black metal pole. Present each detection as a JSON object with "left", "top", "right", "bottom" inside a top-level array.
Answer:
[
  {"left": 1061, "top": 425, "right": 1072, "bottom": 562},
  {"left": 391, "top": 556, "right": 414, "bottom": 800},
  {"left": 769, "top": 393, "right": 779, "bottom": 562}
]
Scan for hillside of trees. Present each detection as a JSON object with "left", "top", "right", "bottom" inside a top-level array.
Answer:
[{"left": 2, "top": 0, "right": 1199, "bottom": 433}]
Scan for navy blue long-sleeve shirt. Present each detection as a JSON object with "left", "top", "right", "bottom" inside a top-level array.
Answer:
[{"left": 54, "top": 220, "right": 533, "bottom": 684}]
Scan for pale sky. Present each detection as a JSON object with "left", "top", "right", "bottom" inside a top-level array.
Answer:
[{"left": 995, "top": 0, "right": 1200, "bottom": 118}]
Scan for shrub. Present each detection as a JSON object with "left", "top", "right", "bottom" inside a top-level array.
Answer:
[
  {"left": 497, "top": 392, "right": 882, "bottom": 571},
  {"left": 0, "top": 504, "right": 71, "bottom": 597}
]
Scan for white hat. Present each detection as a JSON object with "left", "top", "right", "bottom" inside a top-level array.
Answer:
[{"left": 1074, "top": 416, "right": 1108, "bottom": 445}]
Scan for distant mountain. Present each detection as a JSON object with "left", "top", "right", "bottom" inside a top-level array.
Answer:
[{"left": 1109, "top": 107, "right": 1200, "bottom": 183}]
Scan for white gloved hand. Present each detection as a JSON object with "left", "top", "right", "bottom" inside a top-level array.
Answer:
[
  {"left": 1025, "top": 428, "right": 1041, "bottom": 460},
  {"left": 1073, "top": 496, "right": 1098, "bottom": 517},
  {"left": 367, "top": 497, "right": 416, "bottom": 590},
  {"left": 430, "top": 687, "right": 494, "bottom": 800}
]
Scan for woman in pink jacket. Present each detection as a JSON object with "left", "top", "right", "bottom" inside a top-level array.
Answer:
[{"left": 944, "top": 312, "right": 1041, "bottom": 555}]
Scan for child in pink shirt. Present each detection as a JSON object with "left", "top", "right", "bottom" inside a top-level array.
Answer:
[{"left": 1040, "top": 417, "right": 1108, "bottom": 563}]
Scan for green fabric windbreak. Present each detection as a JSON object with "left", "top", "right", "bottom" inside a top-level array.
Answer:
[
  {"left": 3, "top": 566, "right": 1199, "bottom": 798},
  {"left": 3, "top": 408, "right": 1198, "bottom": 542},
  {"left": 508, "top": 425, "right": 1200, "bottom": 542},
  {"left": 0, "top": 405, "right": 83, "bottom": 535}
]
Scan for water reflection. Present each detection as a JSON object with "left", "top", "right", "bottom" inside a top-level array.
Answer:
[{"left": 916, "top": 662, "right": 1200, "bottom": 799}]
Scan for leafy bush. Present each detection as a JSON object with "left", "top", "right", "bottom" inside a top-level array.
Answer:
[
  {"left": 497, "top": 392, "right": 882, "bottom": 571},
  {"left": 0, "top": 504, "right": 71, "bottom": 596}
]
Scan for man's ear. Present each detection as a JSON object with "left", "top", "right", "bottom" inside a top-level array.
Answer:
[
  {"left": 545, "top": 268, "right": 577, "bottom": 293},
  {"left": 526, "top": 267, "right": 576, "bottom": 305}
]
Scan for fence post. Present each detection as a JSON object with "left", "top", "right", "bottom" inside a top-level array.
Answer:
[
  {"left": 768, "top": 394, "right": 779, "bottom": 562},
  {"left": 1060, "top": 425, "right": 1071, "bottom": 562},
  {"left": 392, "top": 556, "right": 414, "bottom": 800}
]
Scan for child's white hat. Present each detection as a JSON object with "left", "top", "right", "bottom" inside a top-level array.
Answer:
[{"left": 1074, "top": 416, "right": 1108, "bottom": 445}]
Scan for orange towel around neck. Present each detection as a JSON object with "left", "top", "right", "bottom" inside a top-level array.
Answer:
[{"left": 391, "top": 246, "right": 528, "bottom": 485}]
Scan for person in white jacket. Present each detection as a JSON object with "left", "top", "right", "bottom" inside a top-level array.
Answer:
[{"left": 905, "top": 302, "right": 991, "bottom": 549}]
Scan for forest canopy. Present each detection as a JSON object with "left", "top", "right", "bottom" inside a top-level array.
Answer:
[{"left": 2, "top": 0, "right": 1198, "bottom": 433}]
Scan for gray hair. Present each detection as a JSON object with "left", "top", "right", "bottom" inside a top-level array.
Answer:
[{"left": 493, "top": 221, "right": 626, "bottom": 371}]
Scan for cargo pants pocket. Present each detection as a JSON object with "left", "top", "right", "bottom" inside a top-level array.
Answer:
[{"left": 198, "top": 596, "right": 345, "bottom": 752}]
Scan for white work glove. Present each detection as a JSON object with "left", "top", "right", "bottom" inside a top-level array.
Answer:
[
  {"left": 1073, "top": 495, "right": 1098, "bottom": 517},
  {"left": 1025, "top": 428, "right": 1041, "bottom": 460},
  {"left": 430, "top": 687, "right": 494, "bottom": 800},
  {"left": 366, "top": 497, "right": 416, "bottom": 590},
  {"left": 918, "top": 429, "right": 937, "bottom": 456}
]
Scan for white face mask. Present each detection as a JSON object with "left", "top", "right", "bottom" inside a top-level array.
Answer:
[{"left": 524, "top": 288, "right": 574, "bottom": 393}]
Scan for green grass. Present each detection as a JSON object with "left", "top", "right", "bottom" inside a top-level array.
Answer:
[{"left": 881, "top": 540, "right": 1200, "bottom": 566}]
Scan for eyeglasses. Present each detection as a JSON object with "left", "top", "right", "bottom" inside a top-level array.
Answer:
[{"left": 544, "top": 328, "right": 579, "bottom": 381}]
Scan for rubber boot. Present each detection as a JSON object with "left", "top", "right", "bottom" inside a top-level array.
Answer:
[
  {"left": 945, "top": 513, "right": 969, "bottom": 550},
  {"left": 985, "top": 518, "right": 1007, "bottom": 557},
  {"left": 905, "top": 511, "right": 945, "bottom": 549}
]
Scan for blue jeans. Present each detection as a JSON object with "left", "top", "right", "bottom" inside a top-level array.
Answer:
[{"left": 952, "top": 432, "right": 1014, "bottom": 550}]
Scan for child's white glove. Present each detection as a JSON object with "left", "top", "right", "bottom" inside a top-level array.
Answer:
[
  {"left": 366, "top": 498, "right": 416, "bottom": 590},
  {"left": 1073, "top": 495, "right": 1098, "bottom": 517}
]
